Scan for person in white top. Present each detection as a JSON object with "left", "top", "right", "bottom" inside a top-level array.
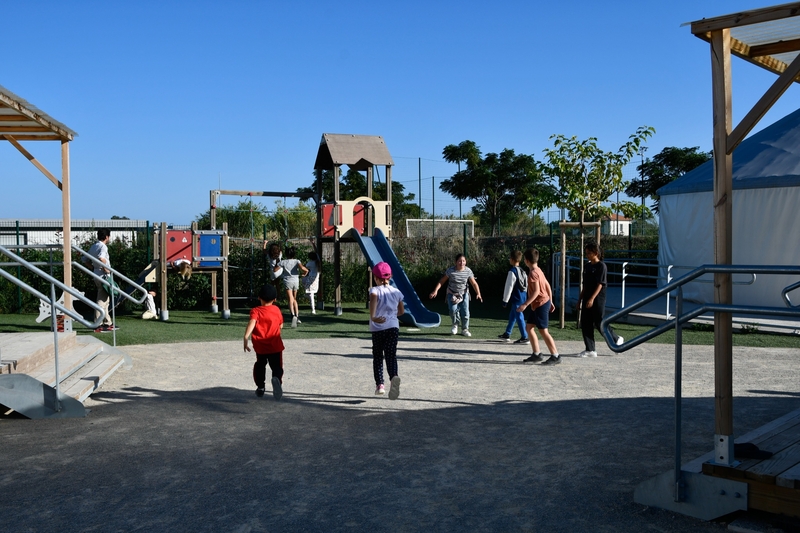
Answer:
[
  {"left": 303, "top": 251, "right": 320, "bottom": 314},
  {"left": 369, "top": 262, "right": 405, "bottom": 399},
  {"left": 85, "top": 228, "right": 115, "bottom": 332}
]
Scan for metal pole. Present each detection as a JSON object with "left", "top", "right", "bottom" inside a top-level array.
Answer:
[
  {"left": 418, "top": 158, "right": 422, "bottom": 219},
  {"left": 51, "top": 283, "right": 62, "bottom": 412},
  {"left": 674, "top": 286, "right": 684, "bottom": 502},
  {"left": 432, "top": 176, "right": 435, "bottom": 238},
  {"left": 16, "top": 220, "right": 21, "bottom": 313},
  {"left": 640, "top": 147, "right": 648, "bottom": 235}
]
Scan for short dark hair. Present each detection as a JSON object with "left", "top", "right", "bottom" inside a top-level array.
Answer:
[
  {"left": 258, "top": 284, "right": 277, "bottom": 302},
  {"left": 584, "top": 242, "right": 601, "bottom": 258},
  {"left": 510, "top": 250, "right": 523, "bottom": 262},
  {"left": 285, "top": 247, "right": 296, "bottom": 259},
  {"left": 97, "top": 228, "right": 110, "bottom": 241},
  {"left": 523, "top": 248, "right": 539, "bottom": 265}
]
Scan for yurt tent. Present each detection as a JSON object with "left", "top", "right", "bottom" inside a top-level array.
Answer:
[{"left": 657, "top": 107, "right": 800, "bottom": 308}]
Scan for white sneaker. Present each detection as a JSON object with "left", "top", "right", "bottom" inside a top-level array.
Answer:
[
  {"left": 587, "top": 350, "right": 598, "bottom": 357},
  {"left": 616, "top": 336, "right": 624, "bottom": 346},
  {"left": 451, "top": 324, "right": 458, "bottom": 335},
  {"left": 577, "top": 350, "right": 593, "bottom": 358},
  {"left": 375, "top": 384, "right": 385, "bottom": 395},
  {"left": 461, "top": 329, "right": 471, "bottom": 337},
  {"left": 291, "top": 315, "right": 298, "bottom": 328}
]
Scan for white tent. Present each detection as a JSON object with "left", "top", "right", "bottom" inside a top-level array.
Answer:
[{"left": 657, "top": 107, "right": 800, "bottom": 308}]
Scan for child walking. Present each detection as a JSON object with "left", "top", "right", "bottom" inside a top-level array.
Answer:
[
  {"left": 369, "top": 262, "right": 405, "bottom": 400},
  {"left": 303, "top": 251, "right": 320, "bottom": 315},
  {"left": 244, "top": 284, "right": 285, "bottom": 400},
  {"left": 429, "top": 253, "right": 482, "bottom": 337},
  {"left": 578, "top": 242, "right": 623, "bottom": 357},
  {"left": 498, "top": 250, "right": 529, "bottom": 344},
  {"left": 517, "top": 248, "right": 561, "bottom": 366},
  {"left": 274, "top": 246, "right": 309, "bottom": 327}
]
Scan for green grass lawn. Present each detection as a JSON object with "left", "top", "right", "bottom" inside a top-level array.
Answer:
[{"left": 2, "top": 300, "right": 800, "bottom": 349}]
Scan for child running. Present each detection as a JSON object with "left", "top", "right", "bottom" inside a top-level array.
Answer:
[
  {"left": 517, "top": 248, "right": 561, "bottom": 366},
  {"left": 369, "top": 262, "right": 405, "bottom": 400},
  {"left": 429, "top": 253, "right": 483, "bottom": 337},
  {"left": 303, "top": 251, "right": 320, "bottom": 314},
  {"left": 243, "top": 284, "right": 285, "bottom": 400}
]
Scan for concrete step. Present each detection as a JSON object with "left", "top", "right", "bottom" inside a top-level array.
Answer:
[
  {"left": 60, "top": 352, "right": 126, "bottom": 402},
  {"left": 28, "top": 342, "right": 105, "bottom": 386}
]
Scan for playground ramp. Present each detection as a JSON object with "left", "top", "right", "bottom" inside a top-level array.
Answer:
[{"left": 347, "top": 228, "right": 441, "bottom": 328}]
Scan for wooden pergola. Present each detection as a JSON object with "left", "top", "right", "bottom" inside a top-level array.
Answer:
[
  {"left": 688, "top": 2, "right": 800, "bottom": 468},
  {"left": 0, "top": 85, "right": 77, "bottom": 299}
]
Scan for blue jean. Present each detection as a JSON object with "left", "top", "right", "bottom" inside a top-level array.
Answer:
[
  {"left": 504, "top": 290, "right": 527, "bottom": 338},
  {"left": 448, "top": 292, "right": 470, "bottom": 330}
]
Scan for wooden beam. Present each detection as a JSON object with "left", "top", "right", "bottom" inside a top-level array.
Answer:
[
  {"left": 215, "top": 189, "right": 315, "bottom": 199},
  {"left": 0, "top": 115, "right": 30, "bottom": 121},
  {"left": 728, "top": 50, "right": 800, "bottom": 153},
  {"left": 0, "top": 126, "right": 51, "bottom": 132},
  {"left": 711, "top": 29, "right": 735, "bottom": 449},
  {"left": 750, "top": 38, "right": 800, "bottom": 57},
  {"left": 2, "top": 134, "right": 62, "bottom": 190},
  {"left": 0, "top": 92, "right": 75, "bottom": 141},
  {"left": 691, "top": 3, "right": 800, "bottom": 34}
]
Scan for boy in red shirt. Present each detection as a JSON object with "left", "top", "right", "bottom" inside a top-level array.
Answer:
[{"left": 244, "top": 284, "right": 285, "bottom": 400}]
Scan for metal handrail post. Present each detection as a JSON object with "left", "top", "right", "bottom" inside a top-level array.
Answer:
[
  {"left": 110, "top": 272, "right": 117, "bottom": 345},
  {"left": 666, "top": 265, "right": 673, "bottom": 319},
  {"left": 621, "top": 262, "right": 628, "bottom": 308},
  {"left": 674, "top": 286, "right": 684, "bottom": 502},
  {"left": 50, "top": 283, "right": 62, "bottom": 412}
]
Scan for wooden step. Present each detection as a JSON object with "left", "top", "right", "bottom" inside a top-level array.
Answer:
[
  {"left": 60, "top": 352, "right": 126, "bottom": 402},
  {"left": 27, "top": 342, "right": 105, "bottom": 386},
  {"left": 0, "top": 332, "right": 78, "bottom": 375}
]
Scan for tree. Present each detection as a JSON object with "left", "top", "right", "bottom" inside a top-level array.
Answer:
[
  {"left": 539, "top": 126, "right": 654, "bottom": 326},
  {"left": 625, "top": 146, "right": 711, "bottom": 213},
  {"left": 440, "top": 142, "right": 547, "bottom": 236},
  {"left": 195, "top": 199, "right": 272, "bottom": 238}
]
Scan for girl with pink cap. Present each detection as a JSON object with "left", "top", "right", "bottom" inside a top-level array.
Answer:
[{"left": 368, "top": 261, "right": 405, "bottom": 399}]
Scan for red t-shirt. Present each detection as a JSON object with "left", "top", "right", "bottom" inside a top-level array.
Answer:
[{"left": 249, "top": 305, "right": 285, "bottom": 354}]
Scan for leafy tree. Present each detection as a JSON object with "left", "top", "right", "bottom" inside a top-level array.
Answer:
[
  {"left": 625, "top": 146, "right": 711, "bottom": 213},
  {"left": 440, "top": 142, "right": 547, "bottom": 236},
  {"left": 539, "top": 126, "right": 655, "bottom": 228},
  {"left": 195, "top": 199, "right": 272, "bottom": 238}
]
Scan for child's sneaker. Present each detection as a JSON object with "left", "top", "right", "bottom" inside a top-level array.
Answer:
[
  {"left": 271, "top": 377, "right": 283, "bottom": 400},
  {"left": 577, "top": 350, "right": 598, "bottom": 358},
  {"left": 616, "top": 336, "right": 624, "bottom": 346},
  {"left": 461, "top": 329, "right": 471, "bottom": 337},
  {"left": 523, "top": 353, "right": 543, "bottom": 363},
  {"left": 375, "top": 384, "right": 386, "bottom": 395},
  {"left": 541, "top": 354, "right": 561, "bottom": 366},
  {"left": 296, "top": 317, "right": 302, "bottom": 324},
  {"left": 514, "top": 337, "right": 529, "bottom": 344},
  {"left": 389, "top": 376, "right": 401, "bottom": 400},
  {"left": 255, "top": 388, "right": 265, "bottom": 397},
  {"left": 497, "top": 333, "right": 511, "bottom": 342},
  {"left": 451, "top": 324, "right": 458, "bottom": 335},
  {"left": 291, "top": 315, "right": 298, "bottom": 328}
]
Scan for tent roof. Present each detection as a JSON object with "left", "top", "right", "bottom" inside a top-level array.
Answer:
[
  {"left": 313, "top": 133, "right": 393, "bottom": 171},
  {"left": 658, "top": 106, "right": 800, "bottom": 195},
  {"left": 0, "top": 84, "right": 77, "bottom": 141}
]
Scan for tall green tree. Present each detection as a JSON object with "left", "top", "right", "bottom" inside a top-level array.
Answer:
[
  {"left": 195, "top": 199, "right": 272, "bottom": 238},
  {"left": 440, "top": 142, "right": 547, "bottom": 236},
  {"left": 625, "top": 146, "right": 712, "bottom": 213}
]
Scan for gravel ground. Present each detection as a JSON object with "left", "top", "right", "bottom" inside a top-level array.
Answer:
[{"left": 2, "top": 334, "right": 799, "bottom": 532}]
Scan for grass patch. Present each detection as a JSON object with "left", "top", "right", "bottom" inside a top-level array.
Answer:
[{"left": 2, "top": 302, "right": 800, "bottom": 349}]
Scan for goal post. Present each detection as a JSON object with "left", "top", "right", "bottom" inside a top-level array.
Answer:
[{"left": 405, "top": 219, "right": 474, "bottom": 238}]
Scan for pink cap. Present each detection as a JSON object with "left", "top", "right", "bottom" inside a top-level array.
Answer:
[{"left": 372, "top": 262, "right": 392, "bottom": 279}]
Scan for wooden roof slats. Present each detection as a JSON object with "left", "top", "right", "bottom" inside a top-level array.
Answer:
[
  {"left": 314, "top": 133, "right": 394, "bottom": 171},
  {"left": 0, "top": 85, "right": 77, "bottom": 141}
]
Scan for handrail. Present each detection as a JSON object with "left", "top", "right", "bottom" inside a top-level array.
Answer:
[
  {"left": 0, "top": 244, "right": 105, "bottom": 329},
  {"left": 71, "top": 245, "right": 149, "bottom": 306},
  {"left": 602, "top": 264, "right": 800, "bottom": 353},
  {"left": 600, "top": 263, "right": 800, "bottom": 502}
]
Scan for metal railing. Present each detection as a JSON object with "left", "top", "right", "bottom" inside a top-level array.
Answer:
[
  {"left": 553, "top": 253, "right": 759, "bottom": 320},
  {"left": 0, "top": 243, "right": 150, "bottom": 412},
  {"left": 600, "top": 264, "right": 800, "bottom": 503},
  {"left": 0, "top": 244, "right": 105, "bottom": 412}
]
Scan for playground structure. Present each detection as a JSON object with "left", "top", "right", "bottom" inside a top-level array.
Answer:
[{"left": 313, "top": 133, "right": 440, "bottom": 327}]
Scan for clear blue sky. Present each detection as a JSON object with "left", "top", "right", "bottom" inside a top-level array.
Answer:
[{"left": 2, "top": 0, "right": 799, "bottom": 225}]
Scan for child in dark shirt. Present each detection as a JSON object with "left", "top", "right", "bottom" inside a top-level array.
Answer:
[{"left": 578, "top": 242, "right": 623, "bottom": 357}]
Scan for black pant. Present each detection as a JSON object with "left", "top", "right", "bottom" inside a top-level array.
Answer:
[
  {"left": 580, "top": 298, "right": 619, "bottom": 351},
  {"left": 253, "top": 352, "right": 283, "bottom": 388}
]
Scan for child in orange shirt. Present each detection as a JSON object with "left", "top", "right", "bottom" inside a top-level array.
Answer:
[{"left": 244, "top": 284, "right": 285, "bottom": 400}]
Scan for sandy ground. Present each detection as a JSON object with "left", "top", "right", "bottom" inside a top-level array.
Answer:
[{"left": 2, "top": 334, "right": 799, "bottom": 532}]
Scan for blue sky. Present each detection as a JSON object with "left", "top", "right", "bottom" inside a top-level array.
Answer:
[{"left": 2, "top": 0, "right": 799, "bottom": 225}]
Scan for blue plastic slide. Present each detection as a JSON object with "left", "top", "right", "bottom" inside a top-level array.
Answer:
[{"left": 348, "top": 228, "right": 441, "bottom": 328}]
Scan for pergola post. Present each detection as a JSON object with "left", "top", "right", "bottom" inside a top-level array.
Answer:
[{"left": 710, "top": 28, "right": 735, "bottom": 466}]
